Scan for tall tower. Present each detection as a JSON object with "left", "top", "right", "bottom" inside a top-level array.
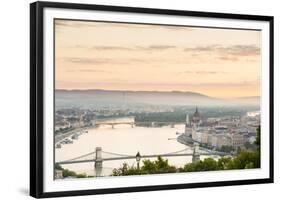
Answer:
[
  {"left": 185, "top": 114, "right": 192, "bottom": 136},
  {"left": 192, "top": 143, "right": 200, "bottom": 163},
  {"left": 186, "top": 114, "right": 190, "bottom": 126},
  {"left": 192, "top": 106, "right": 201, "bottom": 130}
]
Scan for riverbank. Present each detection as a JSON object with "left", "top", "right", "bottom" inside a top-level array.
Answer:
[
  {"left": 177, "top": 134, "right": 196, "bottom": 146},
  {"left": 55, "top": 126, "right": 91, "bottom": 144}
]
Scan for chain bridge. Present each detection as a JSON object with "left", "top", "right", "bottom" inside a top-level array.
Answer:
[{"left": 56, "top": 145, "right": 232, "bottom": 170}]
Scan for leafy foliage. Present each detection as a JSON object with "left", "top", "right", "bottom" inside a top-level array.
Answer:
[
  {"left": 112, "top": 156, "right": 177, "bottom": 176},
  {"left": 55, "top": 163, "right": 63, "bottom": 170},
  {"left": 182, "top": 158, "right": 219, "bottom": 172},
  {"left": 62, "top": 169, "right": 77, "bottom": 177},
  {"left": 255, "top": 126, "right": 261, "bottom": 151},
  {"left": 226, "top": 150, "right": 260, "bottom": 169}
]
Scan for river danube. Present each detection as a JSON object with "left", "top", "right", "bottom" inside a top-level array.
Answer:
[{"left": 56, "top": 124, "right": 210, "bottom": 176}]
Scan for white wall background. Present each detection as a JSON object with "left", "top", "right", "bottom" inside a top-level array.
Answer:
[{"left": 0, "top": 0, "right": 279, "bottom": 199}]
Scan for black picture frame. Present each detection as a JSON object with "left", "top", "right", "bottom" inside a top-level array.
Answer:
[{"left": 30, "top": 1, "right": 274, "bottom": 198}]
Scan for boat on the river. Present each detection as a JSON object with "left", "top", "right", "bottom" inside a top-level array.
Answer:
[
  {"left": 63, "top": 138, "right": 73, "bottom": 144},
  {"left": 71, "top": 134, "right": 79, "bottom": 140}
]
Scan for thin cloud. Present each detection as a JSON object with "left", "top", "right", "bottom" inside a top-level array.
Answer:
[
  {"left": 217, "top": 45, "right": 260, "bottom": 56},
  {"left": 70, "top": 45, "right": 177, "bottom": 51},
  {"left": 137, "top": 45, "right": 176, "bottom": 51},
  {"left": 184, "top": 45, "right": 220, "bottom": 52},
  {"left": 217, "top": 56, "right": 239, "bottom": 61},
  {"left": 62, "top": 57, "right": 112, "bottom": 65},
  {"left": 61, "top": 57, "right": 153, "bottom": 65},
  {"left": 180, "top": 70, "right": 227, "bottom": 75},
  {"left": 184, "top": 44, "right": 260, "bottom": 59},
  {"left": 67, "top": 45, "right": 133, "bottom": 51},
  {"left": 196, "top": 71, "right": 221, "bottom": 74},
  {"left": 66, "top": 69, "right": 112, "bottom": 73},
  {"left": 135, "top": 80, "right": 258, "bottom": 88},
  {"left": 91, "top": 46, "right": 133, "bottom": 51},
  {"left": 197, "top": 81, "right": 258, "bottom": 88}
]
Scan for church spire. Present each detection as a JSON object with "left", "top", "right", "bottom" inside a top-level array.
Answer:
[{"left": 193, "top": 106, "right": 200, "bottom": 118}]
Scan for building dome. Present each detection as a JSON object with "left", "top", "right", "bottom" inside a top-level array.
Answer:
[
  {"left": 193, "top": 107, "right": 200, "bottom": 118},
  {"left": 191, "top": 107, "right": 201, "bottom": 124}
]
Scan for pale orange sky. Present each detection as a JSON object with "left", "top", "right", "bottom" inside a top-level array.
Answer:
[{"left": 55, "top": 19, "right": 261, "bottom": 98}]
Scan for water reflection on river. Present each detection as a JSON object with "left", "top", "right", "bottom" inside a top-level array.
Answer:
[{"left": 56, "top": 124, "right": 209, "bottom": 176}]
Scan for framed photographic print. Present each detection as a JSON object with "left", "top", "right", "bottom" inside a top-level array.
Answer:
[{"left": 30, "top": 1, "right": 274, "bottom": 198}]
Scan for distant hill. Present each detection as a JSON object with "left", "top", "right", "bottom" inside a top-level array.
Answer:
[{"left": 55, "top": 89, "right": 260, "bottom": 108}]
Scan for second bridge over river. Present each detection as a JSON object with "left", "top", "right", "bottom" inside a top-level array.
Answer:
[
  {"left": 93, "top": 116, "right": 184, "bottom": 129},
  {"left": 93, "top": 116, "right": 135, "bottom": 129}
]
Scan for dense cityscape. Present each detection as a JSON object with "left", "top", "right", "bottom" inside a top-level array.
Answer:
[
  {"left": 55, "top": 106, "right": 260, "bottom": 152},
  {"left": 54, "top": 104, "right": 260, "bottom": 179}
]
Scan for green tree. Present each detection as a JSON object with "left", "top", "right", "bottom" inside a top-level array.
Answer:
[
  {"left": 55, "top": 163, "right": 63, "bottom": 170},
  {"left": 217, "top": 157, "right": 232, "bottom": 170},
  {"left": 112, "top": 157, "right": 176, "bottom": 176},
  {"left": 245, "top": 162, "right": 255, "bottom": 169},
  {"left": 226, "top": 151, "right": 260, "bottom": 169},
  {"left": 183, "top": 158, "right": 219, "bottom": 172},
  {"left": 255, "top": 126, "right": 261, "bottom": 151},
  {"left": 76, "top": 173, "right": 88, "bottom": 178},
  {"left": 253, "top": 126, "right": 261, "bottom": 167},
  {"left": 112, "top": 163, "right": 143, "bottom": 176},
  {"left": 62, "top": 169, "right": 77, "bottom": 177}
]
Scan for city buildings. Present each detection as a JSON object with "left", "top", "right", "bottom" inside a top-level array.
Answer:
[
  {"left": 183, "top": 107, "right": 260, "bottom": 152},
  {"left": 55, "top": 106, "right": 260, "bottom": 153}
]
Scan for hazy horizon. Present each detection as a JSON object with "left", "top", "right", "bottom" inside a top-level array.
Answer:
[
  {"left": 55, "top": 20, "right": 261, "bottom": 98},
  {"left": 55, "top": 88, "right": 260, "bottom": 99}
]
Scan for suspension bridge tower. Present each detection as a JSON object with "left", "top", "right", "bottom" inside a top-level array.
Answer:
[
  {"left": 95, "top": 147, "right": 103, "bottom": 176},
  {"left": 192, "top": 143, "right": 200, "bottom": 163}
]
